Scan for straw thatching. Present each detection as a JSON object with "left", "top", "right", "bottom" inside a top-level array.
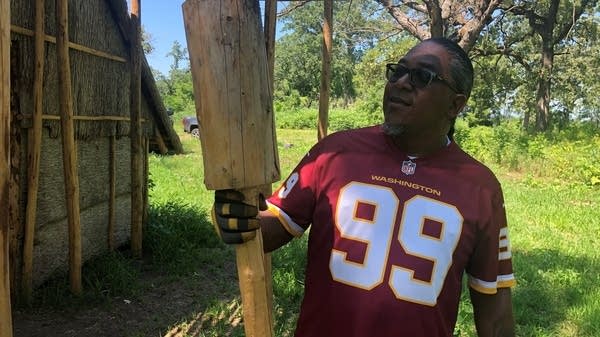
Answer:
[{"left": 8, "top": 0, "right": 182, "bottom": 290}]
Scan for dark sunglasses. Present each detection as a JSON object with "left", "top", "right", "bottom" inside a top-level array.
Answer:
[{"left": 385, "top": 63, "right": 459, "bottom": 93}]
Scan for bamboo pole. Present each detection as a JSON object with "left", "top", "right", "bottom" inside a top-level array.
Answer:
[
  {"left": 0, "top": 0, "right": 13, "bottom": 334},
  {"left": 10, "top": 25, "right": 127, "bottom": 63},
  {"left": 129, "top": 0, "right": 143, "bottom": 258},
  {"left": 317, "top": 0, "right": 333, "bottom": 141},
  {"left": 56, "top": 0, "right": 82, "bottom": 295},
  {"left": 108, "top": 136, "right": 116, "bottom": 250},
  {"left": 21, "top": 0, "right": 45, "bottom": 304}
]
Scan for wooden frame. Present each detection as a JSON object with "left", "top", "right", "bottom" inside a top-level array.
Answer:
[
  {"left": 1, "top": 0, "right": 14, "bottom": 334},
  {"left": 129, "top": 0, "right": 143, "bottom": 258},
  {"left": 56, "top": 0, "right": 83, "bottom": 295}
]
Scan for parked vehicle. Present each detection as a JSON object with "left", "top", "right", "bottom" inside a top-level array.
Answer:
[{"left": 182, "top": 116, "right": 199, "bottom": 138}]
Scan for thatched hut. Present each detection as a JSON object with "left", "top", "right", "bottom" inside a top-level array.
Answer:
[{"left": 7, "top": 0, "right": 182, "bottom": 299}]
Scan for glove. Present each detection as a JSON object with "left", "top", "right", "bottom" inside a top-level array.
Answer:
[{"left": 212, "top": 189, "right": 266, "bottom": 244}]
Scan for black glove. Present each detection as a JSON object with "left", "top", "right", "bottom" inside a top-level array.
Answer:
[{"left": 212, "top": 189, "right": 266, "bottom": 244}]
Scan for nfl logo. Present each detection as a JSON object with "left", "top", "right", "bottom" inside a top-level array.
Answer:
[{"left": 401, "top": 160, "right": 416, "bottom": 175}]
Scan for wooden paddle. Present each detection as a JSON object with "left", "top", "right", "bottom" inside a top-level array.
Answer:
[{"left": 182, "top": 1, "right": 279, "bottom": 336}]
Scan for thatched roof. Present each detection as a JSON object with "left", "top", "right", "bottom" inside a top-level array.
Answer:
[
  {"left": 10, "top": 0, "right": 183, "bottom": 154},
  {"left": 106, "top": 0, "right": 183, "bottom": 154}
]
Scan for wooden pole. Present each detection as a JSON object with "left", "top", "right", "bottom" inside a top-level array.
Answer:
[
  {"left": 108, "top": 136, "right": 116, "bottom": 250},
  {"left": 22, "top": 0, "right": 45, "bottom": 303},
  {"left": 56, "top": 0, "right": 82, "bottom": 295},
  {"left": 264, "top": 0, "right": 277, "bottom": 90},
  {"left": 129, "top": 0, "right": 143, "bottom": 258},
  {"left": 0, "top": 0, "right": 14, "bottom": 333},
  {"left": 317, "top": 0, "right": 333, "bottom": 141},
  {"left": 10, "top": 25, "right": 127, "bottom": 63},
  {"left": 183, "top": 1, "right": 279, "bottom": 336}
]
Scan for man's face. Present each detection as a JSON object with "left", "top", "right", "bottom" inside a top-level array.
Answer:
[{"left": 382, "top": 41, "right": 458, "bottom": 137}]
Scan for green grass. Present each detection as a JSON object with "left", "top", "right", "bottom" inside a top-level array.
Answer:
[{"left": 25, "top": 126, "right": 600, "bottom": 337}]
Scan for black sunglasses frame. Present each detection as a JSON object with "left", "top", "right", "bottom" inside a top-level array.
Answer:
[{"left": 385, "top": 63, "right": 460, "bottom": 94}]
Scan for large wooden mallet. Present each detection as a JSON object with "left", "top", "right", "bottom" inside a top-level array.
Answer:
[{"left": 183, "top": 1, "right": 279, "bottom": 336}]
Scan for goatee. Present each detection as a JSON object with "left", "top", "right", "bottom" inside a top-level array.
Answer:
[{"left": 382, "top": 122, "right": 405, "bottom": 136}]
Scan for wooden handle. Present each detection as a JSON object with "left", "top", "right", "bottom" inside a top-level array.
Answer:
[{"left": 235, "top": 187, "right": 274, "bottom": 337}]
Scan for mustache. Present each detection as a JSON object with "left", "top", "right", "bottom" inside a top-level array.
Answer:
[{"left": 382, "top": 122, "right": 405, "bottom": 136}]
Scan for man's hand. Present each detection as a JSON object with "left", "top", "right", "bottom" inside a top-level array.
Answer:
[{"left": 212, "top": 189, "right": 266, "bottom": 244}]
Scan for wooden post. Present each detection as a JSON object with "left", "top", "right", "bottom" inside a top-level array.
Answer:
[
  {"left": 264, "top": 0, "right": 277, "bottom": 90},
  {"left": 183, "top": 1, "right": 279, "bottom": 336},
  {"left": 129, "top": 0, "right": 143, "bottom": 258},
  {"left": 0, "top": 0, "right": 14, "bottom": 334},
  {"left": 22, "top": 0, "right": 45, "bottom": 303},
  {"left": 56, "top": 0, "right": 82, "bottom": 295},
  {"left": 317, "top": 0, "right": 333, "bottom": 141},
  {"left": 108, "top": 136, "right": 116, "bottom": 250}
]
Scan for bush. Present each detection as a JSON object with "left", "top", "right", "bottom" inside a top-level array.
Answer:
[{"left": 455, "top": 120, "right": 599, "bottom": 186}]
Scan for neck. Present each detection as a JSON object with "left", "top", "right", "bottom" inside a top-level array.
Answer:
[{"left": 390, "top": 133, "right": 449, "bottom": 157}]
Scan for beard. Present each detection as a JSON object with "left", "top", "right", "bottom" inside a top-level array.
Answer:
[{"left": 382, "top": 122, "right": 405, "bottom": 137}]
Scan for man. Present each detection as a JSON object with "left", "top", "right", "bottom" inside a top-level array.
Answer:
[{"left": 213, "top": 37, "right": 516, "bottom": 337}]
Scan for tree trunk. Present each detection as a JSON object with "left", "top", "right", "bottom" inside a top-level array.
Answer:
[
  {"left": 317, "top": 0, "right": 333, "bottom": 141},
  {"left": 535, "top": 42, "right": 553, "bottom": 131}
]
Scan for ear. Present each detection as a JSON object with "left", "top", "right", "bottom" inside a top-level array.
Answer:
[{"left": 448, "top": 94, "right": 467, "bottom": 119}]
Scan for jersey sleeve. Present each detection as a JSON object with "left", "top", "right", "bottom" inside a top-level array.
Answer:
[
  {"left": 466, "top": 185, "right": 516, "bottom": 294},
  {"left": 265, "top": 142, "right": 323, "bottom": 237}
]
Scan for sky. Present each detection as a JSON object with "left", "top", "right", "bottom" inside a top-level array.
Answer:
[
  {"left": 141, "top": 1, "right": 275, "bottom": 75},
  {"left": 142, "top": 1, "right": 187, "bottom": 74}
]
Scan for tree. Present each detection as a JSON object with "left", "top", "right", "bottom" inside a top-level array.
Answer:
[
  {"left": 498, "top": 0, "right": 598, "bottom": 131},
  {"left": 375, "top": 0, "right": 503, "bottom": 53},
  {"left": 156, "top": 41, "right": 194, "bottom": 115},
  {"left": 275, "top": 0, "right": 391, "bottom": 106},
  {"left": 141, "top": 26, "right": 155, "bottom": 55}
]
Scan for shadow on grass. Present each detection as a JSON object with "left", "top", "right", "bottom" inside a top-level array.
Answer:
[{"left": 512, "top": 248, "right": 600, "bottom": 337}]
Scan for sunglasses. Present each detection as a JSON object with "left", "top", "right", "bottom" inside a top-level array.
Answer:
[{"left": 385, "top": 63, "right": 459, "bottom": 93}]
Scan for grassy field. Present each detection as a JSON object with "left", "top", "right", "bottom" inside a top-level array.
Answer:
[{"left": 145, "top": 128, "right": 600, "bottom": 337}]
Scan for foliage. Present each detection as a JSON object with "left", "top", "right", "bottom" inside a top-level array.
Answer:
[
  {"left": 484, "top": 0, "right": 600, "bottom": 131},
  {"left": 154, "top": 41, "right": 195, "bottom": 116},
  {"left": 455, "top": 119, "right": 600, "bottom": 186},
  {"left": 274, "top": 0, "right": 393, "bottom": 106},
  {"left": 275, "top": 106, "right": 381, "bottom": 132}
]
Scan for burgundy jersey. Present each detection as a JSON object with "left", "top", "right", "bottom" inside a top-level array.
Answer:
[{"left": 266, "top": 125, "right": 515, "bottom": 337}]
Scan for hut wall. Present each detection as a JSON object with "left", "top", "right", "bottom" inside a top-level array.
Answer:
[
  {"left": 10, "top": 0, "right": 155, "bottom": 288},
  {"left": 33, "top": 136, "right": 132, "bottom": 287}
]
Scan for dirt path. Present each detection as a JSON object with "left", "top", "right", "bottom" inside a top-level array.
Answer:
[{"left": 12, "top": 262, "right": 240, "bottom": 337}]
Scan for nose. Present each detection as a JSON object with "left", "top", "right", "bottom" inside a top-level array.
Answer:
[{"left": 391, "top": 72, "right": 413, "bottom": 90}]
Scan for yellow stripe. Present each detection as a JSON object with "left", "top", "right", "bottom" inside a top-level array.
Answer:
[
  {"left": 469, "top": 279, "right": 516, "bottom": 294},
  {"left": 498, "top": 279, "right": 517, "bottom": 288},
  {"left": 468, "top": 282, "right": 498, "bottom": 295},
  {"left": 266, "top": 204, "right": 303, "bottom": 237},
  {"left": 228, "top": 218, "right": 238, "bottom": 230}
]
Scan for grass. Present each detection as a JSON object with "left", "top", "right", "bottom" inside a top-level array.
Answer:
[{"left": 26, "top": 127, "right": 600, "bottom": 337}]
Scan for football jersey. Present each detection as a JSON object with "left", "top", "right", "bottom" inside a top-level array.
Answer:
[{"left": 266, "top": 125, "right": 515, "bottom": 337}]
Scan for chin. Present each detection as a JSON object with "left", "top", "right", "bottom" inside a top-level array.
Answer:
[{"left": 382, "top": 122, "right": 405, "bottom": 136}]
